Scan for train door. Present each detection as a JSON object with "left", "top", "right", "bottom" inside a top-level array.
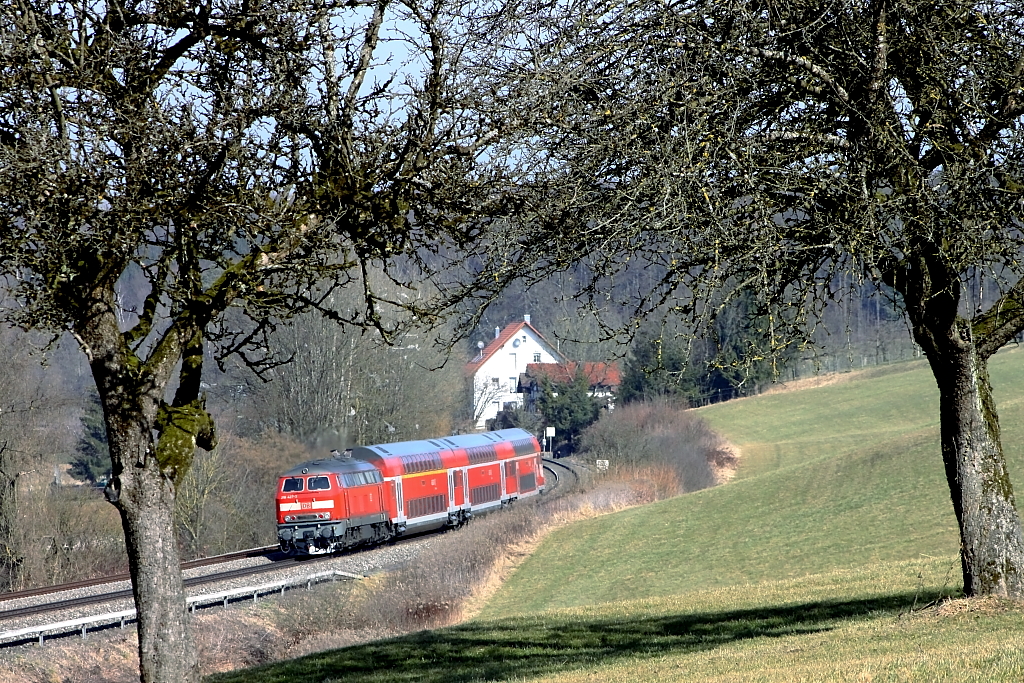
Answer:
[
  {"left": 394, "top": 479, "right": 404, "bottom": 521},
  {"left": 504, "top": 459, "right": 518, "bottom": 496},
  {"left": 453, "top": 469, "right": 464, "bottom": 507},
  {"left": 339, "top": 477, "right": 352, "bottom": 518}
]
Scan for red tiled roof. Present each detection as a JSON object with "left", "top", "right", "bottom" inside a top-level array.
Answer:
[
  {"left": 466, "top": 321, "right": 567, "bottom": 373},
  {"left": 523, "top": 361, "right": 621, "bottom": 389}
]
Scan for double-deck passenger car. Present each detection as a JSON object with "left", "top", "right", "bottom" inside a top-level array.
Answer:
[{"left": 276, "top": 428, "right": 544, "bottom": 555}]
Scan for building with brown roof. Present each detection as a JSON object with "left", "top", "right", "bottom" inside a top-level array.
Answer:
[
  {"left": 517, "top": 361, "right": 621, "bottom": 414},
  {"left": 465, "top": 315, "right": 567, "bottom": 429},
  {"left": 465, "top": 316, "right": 620, "bottom": 429}
]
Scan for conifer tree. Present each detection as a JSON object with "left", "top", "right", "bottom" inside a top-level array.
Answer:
[
  {"left": 538, "top": 373, "right": 602, "bottom": 454},
  {"left": 70, "top": 396, "right": 109, "bottom": 484}
]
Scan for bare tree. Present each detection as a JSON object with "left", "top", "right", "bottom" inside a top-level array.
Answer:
[
  {"left": 470, "top": 374, "right": 510, "bottom": 427},
  {"left": 0, "top": 442, "right": 24, "bottom": 592},
  {"left": 464, "top": 0, "right": 1024, "bottom": 597},
  {"left": 0, "top": 2, "right": 515, "bottom": 680},
  {"left": 174, "top": 446, "right": 227, "bottom": 560},
  {"left": 232, "top": 281, "right": 463, "bottom": 447},
  {"left": 0, "top": 326, "right": 95, "bottom": 590}
]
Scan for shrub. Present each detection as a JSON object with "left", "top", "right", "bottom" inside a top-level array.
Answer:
[{"left": 579, "top": 399, "right": 735, "bottom": 497}]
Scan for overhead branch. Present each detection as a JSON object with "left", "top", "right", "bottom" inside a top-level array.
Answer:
[
  {"left": 140, "top": 217, "right": 319, "bottom": 393},
  {"left": 866, "top": 0, "right": 888, "bottom": 110},
  {"left": 123, "top": 254, "right": 172, "bottom": 348},
  {"left": 730, "top": 45, "right": 850, "bottom": 104},
  {"left": 343, "top": 0, "right": 387, "bottom": 122},
  {"left": 975, "top": 279, "right": 1024, "bottom": 360}
]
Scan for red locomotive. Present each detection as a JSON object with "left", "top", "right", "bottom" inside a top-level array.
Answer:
[{"left": 276, "top": 428, "right": 545, "bottom": 555}]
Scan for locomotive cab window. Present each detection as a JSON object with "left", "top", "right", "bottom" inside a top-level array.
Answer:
[
  {"left": 308, "top": 476, "right": 331, "bottom": 491},
  {"left": 282, "top": 477, "right": 304, "bottom": 492}
]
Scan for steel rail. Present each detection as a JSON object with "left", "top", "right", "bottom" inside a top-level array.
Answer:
[
  {"left": 0, "top": 531, "right": 432, "bottom": 627},
  {"left": 0, "top": 545, "right": 280, "bottom": 605},
  {"left": 1, "top": 569, "right": 365, "bottom": 646},
  {"left": 0, "top": 556, "right": 315, "bottom": 623},
  {"left": 542, "top": 457, "right": 580, "bottom": 492}
]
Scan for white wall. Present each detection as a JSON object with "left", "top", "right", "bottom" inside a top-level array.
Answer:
[{"left": 472, "top": 326, "right": 561, "bottom": 429}]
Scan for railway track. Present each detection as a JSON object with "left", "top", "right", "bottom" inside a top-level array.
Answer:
[
  {"left": 0, "top": 545, "right": 281, "bottom": 606},
  {"left": 0, "top": 529, "right": 438, "bottom": 630},
  {"left": 0, "top": 554, "right": 317, "bottom": 623},
  {"left": 542, "top": 456, "right": 581, "bottom": 492}
]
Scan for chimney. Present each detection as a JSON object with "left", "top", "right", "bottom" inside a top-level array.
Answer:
[
  {"left": 495, "top": 326, "right": 501, "bottom": 339},
  {"left": 523, "top": 314, "right": 531, "bottom": 324}
]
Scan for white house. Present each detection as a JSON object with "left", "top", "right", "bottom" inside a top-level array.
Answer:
[{"left": 465, "top": 315, "right": 566, "bottom": 429}]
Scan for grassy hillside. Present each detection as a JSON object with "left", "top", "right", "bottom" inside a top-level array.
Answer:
[
  {"left": 208, "top": 348, "right": 1024, "bottom": 682},
  {"left": 479, "top": 349, "right": 1024, "bottom": 617}
]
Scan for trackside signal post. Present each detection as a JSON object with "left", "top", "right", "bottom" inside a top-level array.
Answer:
[{"left": 545, "top": 426, "right": 555, "bottom": 455}]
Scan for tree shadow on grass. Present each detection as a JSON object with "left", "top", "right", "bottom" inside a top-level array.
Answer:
[{"left": 206, "top": 589, "right": 946, "bottom": 683}]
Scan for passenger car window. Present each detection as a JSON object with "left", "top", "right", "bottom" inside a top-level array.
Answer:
[
  {"left": 308, "top": 476, "right": 331, "bottom": 491},
  {"left": 282, "top": 477, "right": 304, "bottom": 492}
]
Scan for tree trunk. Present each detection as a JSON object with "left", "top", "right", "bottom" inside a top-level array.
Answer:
[
  {"left": 924, "top": 320, "right": 1024, "bottom": 597},
  {"left": 115, "top": 439, "right": 200, "bottom": 683},
  {"left": 78, "top": 285, "right": 201, "bottom": 683}
]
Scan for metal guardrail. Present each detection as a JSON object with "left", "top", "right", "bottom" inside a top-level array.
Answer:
[{"left": 0, "top": 569, "right": 364, "bottom": 646}]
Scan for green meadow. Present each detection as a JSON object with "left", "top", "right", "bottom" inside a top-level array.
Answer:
[{"left": 210, "top": 348, "right": 1024, "bottom": 682}]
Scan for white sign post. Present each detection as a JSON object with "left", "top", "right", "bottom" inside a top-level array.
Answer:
[{"left": 545, "top": 426, "right": 556, "bottom": 454}]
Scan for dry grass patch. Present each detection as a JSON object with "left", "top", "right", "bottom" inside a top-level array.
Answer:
[
  {"left": 0, "top": 631, "right": 139, "bottom": 683},
  {"left": 932, "top": 595, "right": 1021, "bottom": 617},
  {"left": 760, "top": 372, "right": 858, "bottom": 395}
]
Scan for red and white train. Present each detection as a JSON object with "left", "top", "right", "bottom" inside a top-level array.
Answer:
[{"left": 276, "top": 428, "right": 544, "bottom": 555}]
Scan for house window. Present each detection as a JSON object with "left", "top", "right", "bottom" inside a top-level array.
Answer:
[
  {"left": 533, "top": 353, "right": 541, "bottom": 363},
  {"left": 510, "top": 377, "right": 517, "bottom": 391},
  {"left": 491, "top": 377, "right": 500, "bottom": 386}
]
